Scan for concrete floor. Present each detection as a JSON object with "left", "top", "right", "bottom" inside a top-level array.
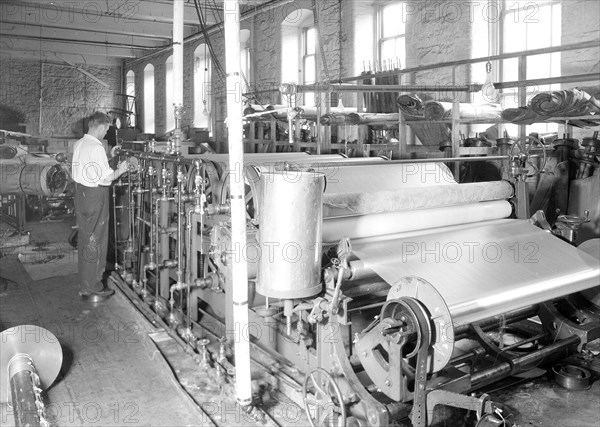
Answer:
[
  {"left": 0, "top": 257, "right": 208, "bottom": 426},
  {"left": 1, "top": 217, "right": 599, "bottom": 427}
]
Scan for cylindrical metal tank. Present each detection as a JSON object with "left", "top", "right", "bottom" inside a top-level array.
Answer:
[
  {"left": 257, "top": 171, "right": 324, "bottom": 299},
  {"left": 0, "top": 160, "right": 68, "bottom": 196}
]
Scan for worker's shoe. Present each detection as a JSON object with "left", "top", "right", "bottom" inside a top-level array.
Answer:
[{"left": 79, "top": 286, "right": 115, "bottom": 302}]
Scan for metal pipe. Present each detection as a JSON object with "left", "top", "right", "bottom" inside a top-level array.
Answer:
[
  {"left": 494, "top": 74, "right": 600, "bottom": 90},
  {"left": 281, "top": 83, "right": 481, "bottom": 94},
  {"left": 0, "top": 32, "right": 156, "bottom": 50},
  {"left": 112, "top": 185, "right": 120, "bottom": 270},
  {"left": 453, "top": 305, "right": 539, "bottom": 339},
  {"left": 470, "top": 335, "right": 580, "bottom": 389},
  {"left": 338, "top": 40, "right": 599, "bottom": 83},
  {"left": 270, "top": 154, "right": 543, "bottom": 169},
  {"left": 158, "top": 164, "right": 171, "bottom": 298},
  {"left": 10, "top": 369, "right": 41, "bottom": 427},
  {"left": 224, "top": 0, "right": 252, "bottom": 408}
]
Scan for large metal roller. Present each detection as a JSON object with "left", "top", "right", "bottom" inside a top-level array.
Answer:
[
  {"left": 323, "top": 180, "right": 514, "bottom": 217},
  {"left": 353, "top": 220, "right": 600, "bottom": 326},
  {"left": 0, "top": 159, "right": 68, "bottom": 196},
  {"left": 1, "top": 325, "right": 63, "bottom": 427},
  {"left": 323, "top": 200, "right": 512, "bottom": 242}
]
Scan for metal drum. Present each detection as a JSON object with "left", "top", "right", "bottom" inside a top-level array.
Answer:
[{"left": 257, "top": 171, "right": 324, "bottom": 299}]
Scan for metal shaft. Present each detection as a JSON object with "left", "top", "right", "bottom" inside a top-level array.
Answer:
[
  {"left": 470, "top": 335, "right": 580, "bottom": 390},
  {"left": 10, "top": 370, "right": 41, "bottom": 427}
]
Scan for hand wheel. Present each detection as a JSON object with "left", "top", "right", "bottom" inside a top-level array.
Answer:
[
  {"left": 302, "top": 368, "right": 347, "bottom": 427},
  {"left": 509, "top": 135, "right": 548, "bottom": 177}
]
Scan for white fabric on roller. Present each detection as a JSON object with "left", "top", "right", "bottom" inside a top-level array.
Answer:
[
  {"left": 324, "top": 162, "right": 456, "bottom": 195},
  {"left": 351, "top": 220, "right": 600, "bottom": 325},
  {"left": 323, "top": 181, "right": 514, "bottom": 217},
  {"left": 322, "top": 200, "right": 512, "bottom": 242}
]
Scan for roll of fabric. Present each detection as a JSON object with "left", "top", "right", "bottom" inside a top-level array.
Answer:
[
  {"left": 323, "top": 181, "right": 514, "bottom": 217},
  {"left": 320, "top": 113, "right": 354, "bottom": 125},
  {"left": 501, "top": 106, "right": 541, "bottom": 125},
  {"left": 322, "top": 200, "right": 512, "bottom": 242},
  {"left": 530, "top": 88, "right": 600, "bottom": 117},
  {"left": 347, "top": 113, "right": 399, "bottom": 126},
  {"left": 423, "top": 101, "right": 503, "bottom": 121},
  {"left": 396, "top": 94, "right": 425, "bottom": 119}
]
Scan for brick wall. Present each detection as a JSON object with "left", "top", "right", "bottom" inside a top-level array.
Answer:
[{"left": 0, "top": 59, "right": 120, "bottom": 139}]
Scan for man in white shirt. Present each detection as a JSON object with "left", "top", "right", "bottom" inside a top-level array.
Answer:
[{"left": 72, "top": 112, "right": 128, "bottom": 302}]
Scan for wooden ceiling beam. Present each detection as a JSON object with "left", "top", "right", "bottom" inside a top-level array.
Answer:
[
  {"left": 2, "top": 22, "right": 170, "bottom": 48},
  {"left": 0, "top": 17, "right": 174, "bottom": 41},
  {"left": 0, "top": 36, "right": 141, "bottom": 59},
  {"left": 0, "top": 0, "right": 208, "bottom": 27}
]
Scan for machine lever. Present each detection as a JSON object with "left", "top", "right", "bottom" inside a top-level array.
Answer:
[{"left": 329, "top": 238, "right": 352, "bottom": 315}]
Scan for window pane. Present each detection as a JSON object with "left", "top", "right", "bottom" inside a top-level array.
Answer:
[
  {"left": 525, "top": 5, "right": 552, "bottom": 50},
  {"left": 503, "top": 12, "right": 526, "bottom": 53},
  {"left": 382, "top": 3, "right": 404, "bottom": 38},
  {"left": 304, "top": 92, "right": 315, "bottom": 106},
  {"left": 193, "top": 45, "right": 212, "bottom": 131},
  {"left": 143, "top": 65, "right": 154, "bottom": 134},
  {"left": 166, "top": 57, "right": 174, "bottom": 131},
  {"left": 304, "top": 55, "right": 316, "bottom": 83},
  {"left": 126, "top": 71, "right": 135, "bottom": 128},
  {"left": 305, "top": 27, "right": 316, "bottom": 55},
  {"left": 381, "top": 36, "right": 406, "bottom": 67}
]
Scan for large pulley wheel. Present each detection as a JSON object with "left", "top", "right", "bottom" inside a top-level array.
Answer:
[
  {"left": 302, "top": 368, "right": 347, "bottom": 427},
  {"left": 509, "top": 135, "right": 548, "bottom": 177}
]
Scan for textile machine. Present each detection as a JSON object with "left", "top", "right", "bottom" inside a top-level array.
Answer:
[{"left": 109, "top": 138, "right": 600, "bottom": 427}]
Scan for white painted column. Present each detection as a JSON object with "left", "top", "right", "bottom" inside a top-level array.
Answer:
[
  {"left": 173, "top": 0, "right": 184, "bottom": 107},
  {"left": 224, "top": 0, "right": 252, "bottom": 407}
]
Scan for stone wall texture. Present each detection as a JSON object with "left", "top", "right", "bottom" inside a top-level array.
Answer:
[
  {"left": 2, "top": 1, "right": 597, "bottom": 150},
  {"left": 0, "top": 59, "right": 120, "bottom": 138}
]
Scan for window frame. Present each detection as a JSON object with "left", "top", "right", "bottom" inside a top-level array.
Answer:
[
  {"left": 376, "top": 1, "right": 406, "bottom": 69},
  {"left": 125, "top": 70, "right": 136, "bottom": 128},
  {"left": 499, "top": 0, "right": 561, "bottom": 134},
  {"left": 143, "top": 64, "right": 155, "bottom": 134},
  {"left": 301, "top": 25, "right": 317, "bottom": 105},
  {"left": 193, "top": 44, "right": 212, "bottom": 132},
  {"left": 165, "top": 55, "right": 174, "bottom": 131}
]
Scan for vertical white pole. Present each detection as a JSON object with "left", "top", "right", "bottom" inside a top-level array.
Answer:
[
  {"left": 173, "top": 0, "right": 184, "bottom": 107},
  {"left": 224, "top": 0, "right": 252, "bottom": 407},
  {"left": 172, "top": 0, "right": 184, "bottom": 153}
]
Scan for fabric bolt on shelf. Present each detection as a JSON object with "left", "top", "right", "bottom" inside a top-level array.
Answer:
[
  {"left": 501, "top": 106, "right": 542, "bottom": 125},
  {"left": 350, "top": 219, "right": 600, "bottom": 325},
  {"left": 396, "top": 94, "right": 452, "bottom": 146},
  {"left": 347, "top": 112, "right": 400, "bottom": 126},
  {"left": 396, "top": 94, "right": 425, "bottom": 119},
  {"left": 530, "top": 88, "right": 600, "bottom": 117},
  {"left": 319, "top": 109, "right": 359, "bottom": 125},
  {"left": 423, "top": 101, "right": 503, "bottom": 121}
]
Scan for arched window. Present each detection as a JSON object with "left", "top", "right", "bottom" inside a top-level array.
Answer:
[
  {"left": 193, "top": 44, "right": 212, "bottom": 130},
  {"left": 125, "top": 70, "right": 136, "bottom": 128},
  {"left": 281, "top": 9, "right": 315, "bottom": 106},
  {"left": 143, "top": 64, "right": 155, "bottom": 134},
  {"left": 165, "top": 55, "right": 174, "bottom": 131}
]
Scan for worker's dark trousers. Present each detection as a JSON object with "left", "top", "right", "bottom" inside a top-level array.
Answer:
[{"left": 75, "top": 184, "right": 109, "bottom": 293}]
